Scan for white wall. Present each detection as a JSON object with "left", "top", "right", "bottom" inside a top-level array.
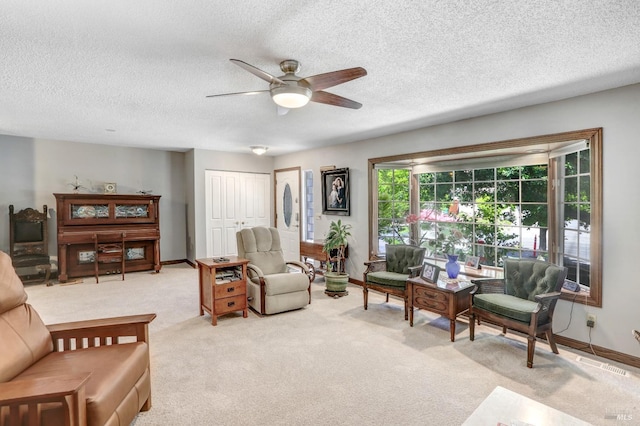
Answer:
[
  {"left": 274, "top": 83, "right": 640, "bottom": 358},
  {"left": 0, "top": 135, "right": 187, "bottom": 262}
]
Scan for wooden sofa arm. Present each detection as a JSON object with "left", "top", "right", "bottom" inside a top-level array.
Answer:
[
  {"left": 363, "top": 259, "right": 386, "bottom": 274},
  {"left": 47, "top": 313, "right": 156, "bottom": 351},
  {"left": 285, "top": 260, "right": 310, "bottom": 274},
  {"left": 0, "top": 373, "right": 91, "bottom": 425}
]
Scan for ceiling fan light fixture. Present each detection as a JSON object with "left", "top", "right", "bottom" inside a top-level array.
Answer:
[
  {"left": 271, "top": 85, "right": 312, "bottom": 108},
  {"left": 250, "top": 146, "right": 268, "bottom": 155}
]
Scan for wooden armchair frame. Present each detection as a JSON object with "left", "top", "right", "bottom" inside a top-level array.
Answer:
[
  {"left": 469, "top": 277, "right": 563, "bottom": 368},
  {"left": 363, "top": 258, "right": 423, "bottom": 321},
  {"left": 0, "top": 313, "right": 156, "bottom": 425}
]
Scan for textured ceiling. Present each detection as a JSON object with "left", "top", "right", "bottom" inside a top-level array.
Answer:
[{"left": 2, "top": 1, "right": 640, "bottom": 155}]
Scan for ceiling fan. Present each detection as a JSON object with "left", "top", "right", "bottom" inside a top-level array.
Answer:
[{"left": 207, "top": 59, "right": 367, "bottom": 114}]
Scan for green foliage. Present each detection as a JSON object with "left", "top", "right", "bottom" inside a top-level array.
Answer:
[{"left": 323, "top": 220, "right": 352, "bottom": 274}]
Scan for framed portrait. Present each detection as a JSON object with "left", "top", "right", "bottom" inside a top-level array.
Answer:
[
  {"left": 321, "top": 167, "right": 350, "bottom": 216},
  {"left": 464, "top": 255, "right": 481, "bottom": 269},
  {"left": 421, "top": 262, "right": 441, "bottom": 283}
]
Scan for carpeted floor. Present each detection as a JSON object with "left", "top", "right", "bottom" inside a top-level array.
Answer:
[{"left": 25, "top": 264, "right": 640, "bottom": 425}]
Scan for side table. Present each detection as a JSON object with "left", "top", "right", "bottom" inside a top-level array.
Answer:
[
  {"left": 196, "top": 257, "right": 249, "bottom": 326},
  {"left": 407, "top": 274, "right": 475, "bottom": 342}
]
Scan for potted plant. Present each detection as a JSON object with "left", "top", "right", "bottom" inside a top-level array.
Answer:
[{"left": 322, "top": 219, "right": 352, "bottom": 297}]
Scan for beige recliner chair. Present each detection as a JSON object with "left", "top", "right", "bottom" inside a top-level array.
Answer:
[{"left": 236, "top": 227, "right": 311, "bottom": 315}]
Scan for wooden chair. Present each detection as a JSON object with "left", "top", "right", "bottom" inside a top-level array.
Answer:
[
  {"left": 469, "top": 259, "right": 567, "bottom": 368},
  {"left": 92, "top": 232, "right": 126, "bottom": 283},
  {"left": 8, "top": 205, "right": 51, "bottom": 285},
  {"left": 363, "top": 244, "right": 425, "bottom": 320}
]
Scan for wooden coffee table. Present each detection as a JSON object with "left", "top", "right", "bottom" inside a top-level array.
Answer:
[{"left": 407, "top": 274, "right": 475, "bottom": 342}]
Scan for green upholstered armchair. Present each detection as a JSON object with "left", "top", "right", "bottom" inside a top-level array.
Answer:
[
  {"left": 363, "top": 244, "right": 426, "bottom": 320},
  {"left": 469, "top": 259, "right": 567, "bottom": 368}
]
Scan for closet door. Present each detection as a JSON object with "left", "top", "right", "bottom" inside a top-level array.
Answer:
[{"left": 206, "top": 170, "right": 270, "bottom": 257}]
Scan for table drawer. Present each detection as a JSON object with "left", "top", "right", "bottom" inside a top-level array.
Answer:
[
  {"left": 413, "top": 286, "right": 449, "bottom": 314},
  {"left": 215, "top": 281, "right": 245, "bottom": 298},
  {"left": 214, "top": 294, "right": 246, "bottom": 314}
]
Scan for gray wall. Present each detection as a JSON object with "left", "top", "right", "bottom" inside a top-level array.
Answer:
[{"left": 0, "top": 136, "right": 187, "bottom": 263}]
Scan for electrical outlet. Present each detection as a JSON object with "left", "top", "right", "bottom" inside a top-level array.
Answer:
[{"left": 586, "top": 313, "right": 596, "bottom": 328}]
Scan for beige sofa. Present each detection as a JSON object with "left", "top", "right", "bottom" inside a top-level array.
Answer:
[{"left": 0, "top": 251, "right": 155, "bottom": 425}]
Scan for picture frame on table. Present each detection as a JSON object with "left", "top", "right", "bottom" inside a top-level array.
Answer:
[
  {"left": 421, "top": 262, "right": 441, "bottom": 283},
  {"left": 321, "top": 167, "right": 350, "bottom": 216},
  {"left": 464, "top": 255, "right": 481, "bottom": 269}
]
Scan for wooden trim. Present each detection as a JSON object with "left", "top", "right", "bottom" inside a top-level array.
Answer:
[
  {"left": 554, "top": 335, "right": 640, "bottom": 369},
  {"left": 161, "top": 259, "right": 196, "bottom": 268}
]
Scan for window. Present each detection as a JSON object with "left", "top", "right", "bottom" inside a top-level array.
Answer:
[
  {"left": 303, "top": 170, "right": 314, "bottom": 241},
  {"left": 368, "top": 129, "right": 602, "bottom": 306}
]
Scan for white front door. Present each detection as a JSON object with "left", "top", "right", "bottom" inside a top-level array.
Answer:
[{"left": 275, "top": 168, "right": 301, "bottom": 262}]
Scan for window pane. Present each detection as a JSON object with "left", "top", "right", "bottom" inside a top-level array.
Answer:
[
  {"left": 419, "top": 173, "right": 436, "bottom": 184},
  {"left": 521, "top": 180, "right": 547, "bottom": 202},
  {"left": 579, "top": 205, "right": 591, "bottom": 229},
  {"left": 436, "top": 183, "right": 453, "bottom": 201},
  {"left": 436, "top": 171, "right": 452, "bottom": 182},
  {"left": 521, "top": 204, "right": 547, "bottom": 227},
  {"left": 496, "top": 225, "right": 519, "bottom": 247},
  {"left": 564, "top": 229, "right": 579, "bottom": 257},
  {"left": 377, "top": 201, "right": 393, "bottom": 219},
  {"left": 580, "top": 176, "right": 590, "bottom": 202},
  {"left": 474, "top": 168, "right": 494, "bottom": 181},
  {"left": 579, "top": 149, "right": 590, "bottom": 173},
  {"left": 522, "top": 164, "right": 548, "bottom": 179},
  {"left": 454, "top": 184, "right": 473, "bottom": 202},
  {"left": 564, "top": 204, "right": 579, "bottom": 229},
  {"left": 565, "top": 152, "right": 578, "bottom": 176},
  {"left": 419, "top": 184, "right": 435, "bottom": 200},
  {"left": 474, "top": 182, "right": 494, "bottom": 201},
  {"left": 497, "top": 166, "right": 521, "bottom": 180},
  {"left": 455, "top": 170, "right": 473, "bottom": 182},
  {"left": 564, "top": 177, "right": 578, "bottom": 202},
  {"left": 497, "top": 181, "right": 519, "bottom": 202}
]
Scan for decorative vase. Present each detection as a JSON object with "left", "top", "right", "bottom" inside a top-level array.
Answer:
[{"left": 445, "top": 254, "right": 460, "bottom": 279}]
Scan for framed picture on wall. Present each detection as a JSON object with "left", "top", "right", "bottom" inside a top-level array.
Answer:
[{"left": 321, "top": 168, "right": 350, "bottom": 216}]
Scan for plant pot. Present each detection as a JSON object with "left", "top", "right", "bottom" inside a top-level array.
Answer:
[{"left": 324, "top": 272, "right": 349, "bottom": 297}]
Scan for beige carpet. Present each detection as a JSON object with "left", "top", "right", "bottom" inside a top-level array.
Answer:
[{"left": 25, "top": 264, "right": 640, "bottom": 425}]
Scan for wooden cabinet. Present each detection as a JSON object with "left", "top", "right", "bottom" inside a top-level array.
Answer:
[
  {"left": 196, "top": 256, "right": 249, "bottom": 326},
  {"left": 54, "top": 193, "right": 161, "bottom": 282},
  {"left": 407, "top": 275, "right": 475, "bottom": 342},
  {"left": 300, "top": 240, "right": 347, "bottom": 275}
]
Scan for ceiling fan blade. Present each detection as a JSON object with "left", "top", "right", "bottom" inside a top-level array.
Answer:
[
  {"left": 300, "top": 67, "right": 367, "bottom": 91},
  {"left": 206, "top": 90, "right": 269, "bottom": 98},
  {"left": 310, "top": 91, "right": 362, "bottom": 109},
  {"left": 230, "top": 59, "right": 285, "bottom": 85}
]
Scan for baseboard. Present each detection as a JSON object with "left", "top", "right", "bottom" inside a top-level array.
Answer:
[
  {"left": 554, "top": 335, "right": 640, "bottom": 369},
  {"left": 161, "top": 259, "right": 196, "bottom": 268}
]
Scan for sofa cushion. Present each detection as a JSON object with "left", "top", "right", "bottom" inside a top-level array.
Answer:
[
  {"left": 0, "top": 250, "right": 28, "bottom": 315},
  {"left": 366, "top": 271, "right": 409, "bottom": 288},
  {"left": 14, "top": 342, "right": 150, "bottom": 426},
  {"left": 473, "top": 293, "right": 540, "bottom": 323},
  {"left": 0, "top": 306, "right": 54, "bottom": 383},
  {"left": 250, "top": 272, "right": 309, "bottom": 295}
]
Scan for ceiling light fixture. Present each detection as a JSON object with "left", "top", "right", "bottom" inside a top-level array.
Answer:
[
  {"left": 271, "top": 85, "right": 311, "bottom": 109},
  {"left": 250, "top": 146, "right": 268, "bottom": 155}
]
